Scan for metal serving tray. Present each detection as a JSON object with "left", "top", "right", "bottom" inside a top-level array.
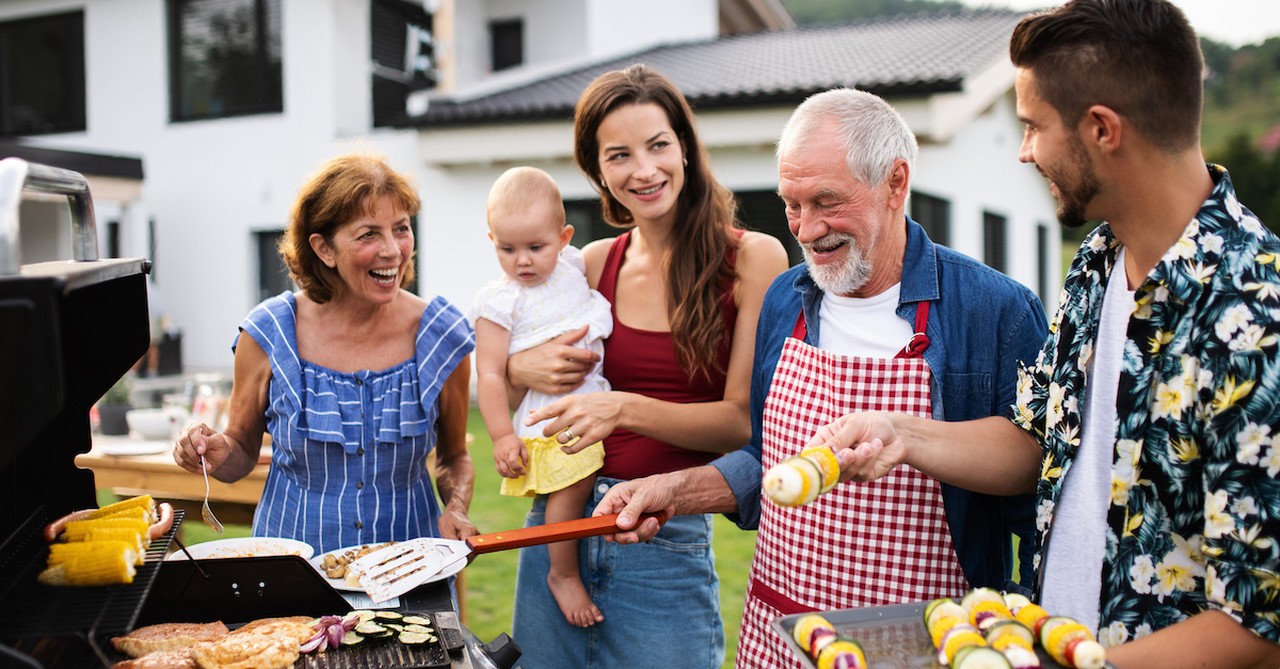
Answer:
[{"left": 772, "top": 601, "right": 1069, "bottom": 669}]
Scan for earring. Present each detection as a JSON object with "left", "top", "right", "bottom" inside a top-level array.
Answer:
[{"left": 683, "top": 157, "right": 688, "bottom": 167}]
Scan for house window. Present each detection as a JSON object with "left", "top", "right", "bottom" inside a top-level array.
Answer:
[
  {"left": 106, "top": 220, "right": 121, "bottom": 259},
  {"left": 371, "top": 0, "right": 436, "bottom": 127},
  {"left": 1037, "top": 223, "right": 1050, "bottom": 304},
  {"left": 565, "top": 200, "right": 607, "bottom": 248},
  {"left": 168, "top": 0, "right": 283, "bottom": 122},
  {"left": 0, "top": 11, "right": 85, "bottom": 136},
  {"left": 983, "top": 210, "right": 1008, "bottom": 272},
  {"left": 490, "top": 19, "right": 523, "bottom": 72},
  {"left": 736, "top": 189, "right": 801, "bottom": 266},
  {"left": 255, "top": 230, "right": 292, "bottom": 302},
  {"left": 911, "top": 192, "right": 950, "bottom": 246}
]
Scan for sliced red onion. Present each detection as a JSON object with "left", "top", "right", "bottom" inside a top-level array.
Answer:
[{"left": 301, "top": 631, "right": 326, "bottom": 653}]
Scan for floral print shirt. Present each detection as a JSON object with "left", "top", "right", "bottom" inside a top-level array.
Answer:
[{"left": 1012, "top": 165, "right": 1280, "bottom": 645}]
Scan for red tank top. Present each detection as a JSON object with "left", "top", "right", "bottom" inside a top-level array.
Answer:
[{"left": 597, "top": 230, "right": 739, "bottom": 479}]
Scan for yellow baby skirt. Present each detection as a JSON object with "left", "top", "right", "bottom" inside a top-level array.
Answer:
[{"left": 500, "top": 435, "right": 605, "bottom": 497}]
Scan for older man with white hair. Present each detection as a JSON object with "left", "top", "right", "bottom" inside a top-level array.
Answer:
[{"left": 595, "top": 87, "right": 1048, "bottom": 668}]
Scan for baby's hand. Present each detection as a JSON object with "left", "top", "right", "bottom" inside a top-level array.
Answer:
[{"left": 493, "top": 435, "right": 529, "bottom": 478}]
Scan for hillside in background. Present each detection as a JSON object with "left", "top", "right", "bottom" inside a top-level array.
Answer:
[
  {"left": 1202, "top": 37, "right": 1280, "bottom": 153},
  {"left": 780, "top": 0, "right": 966, "bottom": 23}
]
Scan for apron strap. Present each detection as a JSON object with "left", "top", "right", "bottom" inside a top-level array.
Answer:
[{"left": 790, "top": 301, "right": 931, "bottom": 359}]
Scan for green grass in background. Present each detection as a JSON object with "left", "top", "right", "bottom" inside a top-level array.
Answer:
[{"left": 119, "top": 407, "right": 757, "bottom": 668}]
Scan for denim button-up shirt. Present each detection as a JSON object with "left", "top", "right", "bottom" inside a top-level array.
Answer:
[{"left": 711, "top": 218, "right": 1048, "bottom": 588}]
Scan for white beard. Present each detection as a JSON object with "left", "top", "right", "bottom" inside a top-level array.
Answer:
[{"left": 802, "top": 234, "right": 871, "bottom": 296}]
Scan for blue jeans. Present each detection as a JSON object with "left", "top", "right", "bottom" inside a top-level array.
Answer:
[{"left": 512, "top": 476, "right": 725, "bottom": 669}]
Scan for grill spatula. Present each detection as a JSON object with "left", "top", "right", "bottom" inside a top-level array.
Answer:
[{"left": 351, "top": 512, "right": 665, "bottom": 603}]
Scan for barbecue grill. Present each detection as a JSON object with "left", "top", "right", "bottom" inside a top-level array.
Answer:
[{"left": 0, "top": 158, "right": 518, "bottom": 668}]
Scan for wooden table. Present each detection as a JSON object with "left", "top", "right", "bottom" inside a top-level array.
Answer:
[{"left": 75, "top": 434, "right": 270, "bottom": 530}]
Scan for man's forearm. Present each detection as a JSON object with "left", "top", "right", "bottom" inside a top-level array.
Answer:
[
  {"left": 669, "top": 466, "right": 741, "bottom": 516},
  {"left": 1106, "top": 610, "right": 1280, "bottom": 669},
  {"left": 897, "top": 415, "right": 1040, "bottom": 495}
]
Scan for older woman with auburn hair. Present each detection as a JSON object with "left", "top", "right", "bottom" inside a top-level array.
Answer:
[
  {"left": 505, "top": 64, "right": 789, "bottom": 667},
  {"left": 174, "top": 153, "right": 477, "bottom": 554}
]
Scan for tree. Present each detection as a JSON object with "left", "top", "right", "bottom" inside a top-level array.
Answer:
[{"left": 1208, "top": 133, "right": 1280, "bottom": 233}]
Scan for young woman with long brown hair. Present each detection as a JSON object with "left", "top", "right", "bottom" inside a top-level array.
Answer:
[{"left": 504, "top": 64, "right": 788, "bottom": 667}]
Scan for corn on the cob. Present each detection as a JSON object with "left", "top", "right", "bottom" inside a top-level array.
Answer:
[
  {"left": 62, "top": 516, "right": 149, "bottom": 541},
  {"left": 87, "top": 494, "right": 155, "bottom": 522},
  {"left": 53, "top": 530, "right": 146, "bottom": 562},
  {"left": 937, "top": 625, "right": 986, "bottom": 666},
  {"left": 969, "top": 599, "right": 1014, "bottom": 632},
  {"left": 48, "top": 539, "right": 140, "bottom": 565},
  {"left": 85, "top": 506, "right": 150, "bottom": 524},
  {"left": 1040, "top": 617, "right": 1105, "bottom": 669},
  {"left": 38, "top": 544, "right": 136, "bottom": 586},
  {"left": 815, "top": 638, "right": 867, "bottom": 669},
  {"left": 792, "top": 613, "right": 837, "bottom": 657},
  {"left": 764, "top": 449, "right": 836, "bottom": 507},
  {"left": 1012, "top": 603, "right": 1050, "bottom": 636}
]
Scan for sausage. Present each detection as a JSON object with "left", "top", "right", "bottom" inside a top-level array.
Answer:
[
  {"left": 43, "top": 508, "right": 94, "bottom": 542},
  {"left": 148, "top": 502, "right": 174, "bottom": 540}
]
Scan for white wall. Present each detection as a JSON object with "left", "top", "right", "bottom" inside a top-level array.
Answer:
[
  {"left": 447, "top": 0, "right": 718, "bottom": 91},
  {"left": 0, "top": 0, "right": 421, "bottom": 370},
  {"left": 915, "top": 92, "right": 1062, "bottom": 312},
  {"left": 1, "top": 0, "right": 1058, "bottom": 372},
  {"left": 584, "top": 0, "right": 718, "bottom": 59}
]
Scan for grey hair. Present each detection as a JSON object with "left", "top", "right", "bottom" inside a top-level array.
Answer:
[{"left": 776, "top": 88, "right": 918, "bottom": 187}]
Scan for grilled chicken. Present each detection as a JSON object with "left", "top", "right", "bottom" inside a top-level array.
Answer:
[{"left": 111, "top": 621, "right": 230, "bottom": 657}]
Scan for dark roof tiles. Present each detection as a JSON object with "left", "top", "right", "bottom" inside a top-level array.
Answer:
[{"left": 412, "top": 9, "right": 1026, "bottom": 127}]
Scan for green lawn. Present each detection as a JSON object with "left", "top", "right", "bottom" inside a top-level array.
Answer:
[{"left": 139, "top": 407, "right": 757, "bottom": 668}]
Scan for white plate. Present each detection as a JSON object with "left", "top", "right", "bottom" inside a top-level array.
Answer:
[
  {"left": 310, "top": 540, "right": 468, "bottom": 592},
  {"left": 166, "top": 537, "right": 315, "bottom": 561},
  {"left": 99, "top": 440, "right": 170, "bottom": 456}
]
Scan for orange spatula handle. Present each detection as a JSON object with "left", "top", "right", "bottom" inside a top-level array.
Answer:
[{"left": 466, "top": 512, "right": 668, "bottom": 554}]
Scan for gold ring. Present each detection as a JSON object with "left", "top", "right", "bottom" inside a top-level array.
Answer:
[{"left": 563, "top": 428, "right": 575, "bottom": 442}]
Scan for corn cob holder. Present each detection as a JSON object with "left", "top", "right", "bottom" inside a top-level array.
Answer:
[{"left": 764, "top": 446, "right": 841, "bottom": 507}]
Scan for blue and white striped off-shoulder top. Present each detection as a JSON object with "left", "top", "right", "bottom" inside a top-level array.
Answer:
[{"left": 236, "top": 291, "right": 474, "bottom": 554}]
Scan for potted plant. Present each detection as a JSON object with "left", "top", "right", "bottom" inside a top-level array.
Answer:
[{"left": 98, "top": 373, "right": 134, "bottom": 436}]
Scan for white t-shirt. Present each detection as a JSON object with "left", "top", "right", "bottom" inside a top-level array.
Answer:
[
  {"left": 1041, "top": 249, "right": 1135, "bottom": 635},
  {"left": 818, "top": 284, "right": 914, "bottom": 358}
]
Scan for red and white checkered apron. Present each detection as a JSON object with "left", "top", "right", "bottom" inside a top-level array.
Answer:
[{"left": 735, "top": 303, "right": 969, "bottom": 669}]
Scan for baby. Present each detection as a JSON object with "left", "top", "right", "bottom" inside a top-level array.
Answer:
[{"left": 470, "top": 166, "right": 612, "bottom": 627}]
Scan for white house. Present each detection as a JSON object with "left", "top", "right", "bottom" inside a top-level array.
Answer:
[{"left": 0, "top": 0, "right": 1059, "bottom": 374}]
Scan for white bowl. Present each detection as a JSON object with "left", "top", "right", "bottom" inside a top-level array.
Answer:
[
  {"left": 126, "top": 408, "right": 177, "bottom": 440},
  {"left": 166, "top": 537, "right": 315, "bottom": 561}
]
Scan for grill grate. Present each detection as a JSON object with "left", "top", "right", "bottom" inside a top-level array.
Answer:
[
  {"left": 0, "top": 506, "right": 182, "bottom": 639},
  {"left": 294, "top": 616, "right": 449, "bottom": 669}
]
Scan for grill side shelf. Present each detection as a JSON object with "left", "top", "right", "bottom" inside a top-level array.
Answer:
[{"left": 0, "top": 506, "right": 183, "bottom": 639}]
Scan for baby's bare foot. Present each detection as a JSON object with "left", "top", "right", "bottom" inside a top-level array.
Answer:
[{"left": 547, "top": 570, "right": 603, "bottom": 627}]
